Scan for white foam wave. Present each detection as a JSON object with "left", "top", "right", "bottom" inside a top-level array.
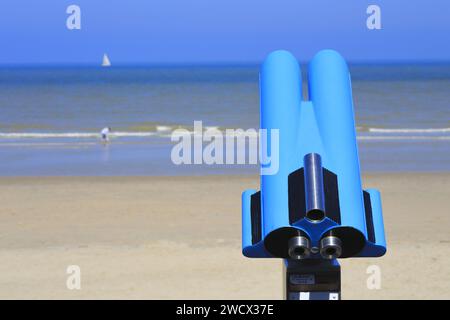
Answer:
[
  {"left": 113, "top": 132, "right": 156, "bottom": 137},
  {"left": 0, "top": 132, "right": 156, "bottom": 138},
  {"left": 368, "top": 127, "right": 450, "bottom": 133},
  {"left": 156, "top": 126, "right": 172, "bottom": 132},
  {"left": 1, "top": 130, "right": 449, "bottom": 142},
  {"left": 357, "top": 135, "right": 450, "bottom": 141}
]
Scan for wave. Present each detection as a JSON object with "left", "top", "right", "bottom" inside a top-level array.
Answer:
[
  {"left": 1, "top": 128, "right": 450, "bottom": 142},
  {"left": 0, "top": 127, "right": 258, "bottom": 139},
  {"left": 357, "top": 135, "right": 450, "bottom": 140},
  {"left": 367, "top": 127, "right": 450, "bottom": 133},
  {"left": 0, "top": 132, "right": 156, "bottom": 138},
  {"left": 156, "top": 126, "right": 172, "bottom": 132}
]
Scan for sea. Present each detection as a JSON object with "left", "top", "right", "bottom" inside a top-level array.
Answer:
[{"left": 0, "top": 64, "right": 449, "bottom": 176}]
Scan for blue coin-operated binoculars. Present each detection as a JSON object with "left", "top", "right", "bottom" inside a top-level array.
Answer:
[{"left": 242, "top": 50, "right": 386, "bottom": 300}]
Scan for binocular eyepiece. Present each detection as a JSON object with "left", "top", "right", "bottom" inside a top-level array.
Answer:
[
  {"left": 287, "top": 234, "right": 343, "bottom": 260},
  {"left": 288, "top": 236, "right": 311, "bottom": 259},
  {"left": 319, "top": 236, "right": 342, "bottom": 259}
]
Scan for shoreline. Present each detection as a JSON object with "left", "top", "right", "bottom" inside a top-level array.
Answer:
[
  {"left": 1, "top": 135, "right": 450, "bottom": 175},
  {"left": 0, "top": 172, "right": 449, "bottom": 299}
]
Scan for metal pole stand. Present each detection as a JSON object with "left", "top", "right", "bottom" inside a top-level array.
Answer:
[{"left": 283, "top": 259, "right": 341, "bottom": 300}]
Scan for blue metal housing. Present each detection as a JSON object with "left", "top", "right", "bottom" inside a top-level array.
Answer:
[{"left": 242, "top": 50, "right": 386, "bottom": 259}]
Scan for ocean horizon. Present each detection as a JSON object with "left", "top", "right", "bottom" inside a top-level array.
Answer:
[{"left": 1, "top": 63, "right": 449, "bottom": 175}]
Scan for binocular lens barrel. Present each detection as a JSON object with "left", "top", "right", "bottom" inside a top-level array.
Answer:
[
  {"left": 288, "top": 236, "right": 311, "bottom": 260},
  {"left": 319, "top": 236, "right": 342, "bottom": 259},
  {"left": 304, "top": 153, "right": 326, "bottom": 222}
]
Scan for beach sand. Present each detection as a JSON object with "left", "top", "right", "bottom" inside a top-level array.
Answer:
[{"left": 0, "top": 173, "right": 449, "bottom": 299}]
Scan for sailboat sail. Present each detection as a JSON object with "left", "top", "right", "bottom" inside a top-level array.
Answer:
[{"left": 102, "top": 54, "right": 111, "bottom": 67}]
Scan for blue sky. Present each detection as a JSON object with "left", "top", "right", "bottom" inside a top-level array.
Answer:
[{"left": 0, "top": 0, "right": 449, "bottom": 64}]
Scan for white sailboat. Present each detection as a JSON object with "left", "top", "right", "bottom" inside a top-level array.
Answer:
[{"left": 102, "top": 54, "right": 111, "bottom": 67}]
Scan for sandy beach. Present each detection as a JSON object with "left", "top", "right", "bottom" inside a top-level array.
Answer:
[{"left": 0, "top": 173, "right": 449, "bottom": 299}]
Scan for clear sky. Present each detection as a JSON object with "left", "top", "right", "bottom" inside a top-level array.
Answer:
[{"left": 0, "top": 0, "right": 449, "bottom": 65}]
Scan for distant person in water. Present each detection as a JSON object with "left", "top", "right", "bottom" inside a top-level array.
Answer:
[{"left": 101, "top": 127, "right": 111, "bottom": 143}]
